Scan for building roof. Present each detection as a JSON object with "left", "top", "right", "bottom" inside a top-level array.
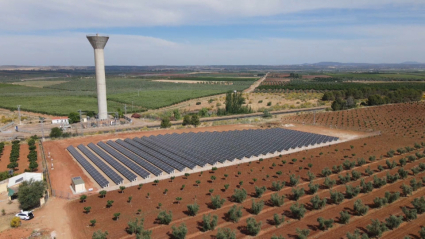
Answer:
[
  {"left": 52, "top": 117, "right": 69, "bottom": 120},
  {"left": 7, "top": 172, "right": 43, "bottom": 188},
  {"left": 72, "top": 176, "right": 85, "bottom": 185}
]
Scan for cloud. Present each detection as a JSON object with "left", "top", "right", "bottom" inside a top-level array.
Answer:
[
  {"left": 0, "top": 0, "right": 423, "bottom": 31},
  {"left": 1, "top": 24, "right": 424, "bottom": 66}
]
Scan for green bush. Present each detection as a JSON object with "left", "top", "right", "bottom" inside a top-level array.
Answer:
[
  {"left": 290, "top": 203, "right": 306, "bottom": 220},
  {"left": 385, "top": 215, "right": 403, "bottom": 230},
  {"left": 157, "top": 210, "right": 172, "bottom": 225},
  {"left": 324, "top": 177, "right": 336, "bottom": 189},
  {"left": 273, "top": 214, "right": 285, "bottom": 227},
  {"left": 321, "top": 167, "right": 332, "bottom": 177},
  {"left": 171, "top": 223, "right": 187, "bottom": 239},
  {"left": 246, "top": 217, "right": 262, "bottom": 236},
  {"left": 292, "top": 187, "right": 305, "bottom": 201},
  {"left": 310, "top": 195, "right": 326, "bottom": 210},
  {"left": 411, "top": 196, "right": 425, "bottom": 214},
  {"left": 232, "top": 189, "right": 247, "bottom": 203},
  {"left": 317, "top": 217, "right": 334, "bottom": 230},
  {"left": 92, "top": 230, "right": 108, "bottom": 239},
  {"left": 202, "top": 214, "right": 218, "bottom": 231},
  {"left": 366, "top": 219, "right": 388, "bottom": 238},
  {"left": 270, "top": 193, "right": 285, "bottom": 207},
  {"left": 254, "top": 186, "right": 267, "bottom": 198},
  {"left": 339, "top": 211, "right": 351, "bottom": 224},
  {"left": 307, "top": 171, "right": 316, "bottom": 181},
  {"left": 330, "top": 190, "right": 344, "bottom": 205},
  {"left": 211, "top": 195, "right": 226, "bottom": 209},
  {"left": 251, "top": 199, "right": 264, "bottom": 215},
  {"left": 17, "top": 179, "right": 46, "bottom": 210},
  {"left": 308, "top": 182, "right": 319, "bottom": 194},
  {"left": 345, "top": 185, "right": 361, "bottom": 199},
  {"left": 187, "top": 202, "right": 199, "bottom": 216},
  {"left": 289, "top": 174, "right": 300, "bottom": 186},
  {"left": 296, "top": 228, "right": 310, "bottom": 239},
  {"left": 353, "top": 199, "right": 369, "bottom": 216},
  {"left": 272, "top": 181, "right": 285, "bottom": 191},
  {"left": 216, "top": 228, "right": 236, "bottom": 239},
  {"left": 402, "top": 207, "right": 417, "bottom": 221},
  {"left": 227, "top": 205, "right": 243, "bottom": 222}
]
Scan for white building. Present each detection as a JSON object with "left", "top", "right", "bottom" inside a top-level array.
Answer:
[{"left": 51, "top": 117, "right": 69, "bottom": 125}]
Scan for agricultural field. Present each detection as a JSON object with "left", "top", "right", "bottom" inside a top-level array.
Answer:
[
  {"left": 326, "top": 72, "right": 425, "bottom": 81},
  {"left": 57, "top": 101, "right": 425, "bottom": 239},
  {"left": 0, "top": 76, "right": 257, "bottom": 115}
]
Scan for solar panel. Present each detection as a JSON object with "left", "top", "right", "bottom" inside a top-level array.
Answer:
[
  {"left": 115, "top": 139, "right": 175, "bottom": 174},
  {"left": 77, "top": 144, "right": 124, "bottom": 185},
  {"left": 67, "top": 146, "right": 109, "bottom": 188},
  {"left": 106, "top": 140, "right": 163, "bottom": 176},
  {"left": 87, "top": 143, "right": 137, "bottom": 182},
  {"left": 97, "top": 142, "right": 150, "bottom": 179}
]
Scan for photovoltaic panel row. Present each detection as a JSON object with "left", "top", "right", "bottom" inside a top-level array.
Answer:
[
  {"left": 97, "top": 142, "right": 150, "bottom": 179},
  {"left": 77, "top": 144, "right": 124, "bottom": 185},
  {"left": 139, "top": 136, "right": 208, "bottom": 167},
  {"left": 106, "top": 140, "right": 163, "bottom": 176},
  {"left": 67, "top": 146, "right": 109, "bottom": 188},
  {"left": 132, "top": 137, "right": 198, "bottom": 169},
  {"left": 115, "top": 139, "right": 175, "bottom": 174},
  {"left": 87, "top": 143, "right": 137, "bottom": 182},
  {"left": 124, "top": 138, "right": 190, "bottom": 170}
]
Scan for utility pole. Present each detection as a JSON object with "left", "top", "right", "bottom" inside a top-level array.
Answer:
[
  {"left": 124, "top": 104, "right": 127, "bottom": 115},
  {"left": 17, "top": 105, "right": 21, "bottom": 125},
  {"left": 78, "top": 109, "right": 83, "bottom": 136},
  {"left": 40, "top": 117, "right": 45, "bottom": 141}
]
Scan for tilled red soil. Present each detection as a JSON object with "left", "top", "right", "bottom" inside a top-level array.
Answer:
[{"left": 60, "top": 102, "right": 425, "bottom": 238}]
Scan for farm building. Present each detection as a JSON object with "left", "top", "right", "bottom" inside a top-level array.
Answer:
[
  {"left": 71, "top": 176, "right": 86, "bottom": 193},
  {"left": 5, "top": 172, "right": 43, "bottom": 201},
  {"left": 52, "top": 117, "right": 69, "bottom": 125}
]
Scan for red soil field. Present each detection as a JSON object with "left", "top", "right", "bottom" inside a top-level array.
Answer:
[
  {"left": 37, "top": 101, "right": 425, "bottom": 238},
  {"left": 0, "top": 144, "right": 42, "bottom": 174}
]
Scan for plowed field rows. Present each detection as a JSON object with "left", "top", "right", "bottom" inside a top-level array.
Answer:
[{"left": 66, "top": 102, "right": 425, "bottom": 238}]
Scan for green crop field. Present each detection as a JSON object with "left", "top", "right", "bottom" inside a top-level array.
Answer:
[
  {"left": 326, "top": 72, "right": 425, "bottom": 81},
  {"left": 0, "top": 77, "right": 257, "bottom": 115}
]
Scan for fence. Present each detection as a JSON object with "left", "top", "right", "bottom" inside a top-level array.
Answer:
[
  {"left": 0, "top": 122, "right": 14, "bottom": 131},
  {"left": 39, "top": 141, "right": 53, "bottom": 197}
]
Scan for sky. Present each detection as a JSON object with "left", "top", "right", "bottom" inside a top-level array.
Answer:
[{"left": 1, "top": 0, "right": 424, "bottom": 66}]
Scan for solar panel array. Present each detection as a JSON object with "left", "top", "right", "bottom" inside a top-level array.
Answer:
[
  {"left": 67, "top": 128, "right": 338, "bottom": 188},
  {"left": 67, "top": 146, "right": 109, "bottom": 188}
]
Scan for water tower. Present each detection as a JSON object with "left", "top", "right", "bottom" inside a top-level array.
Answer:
[{"left": 87, "top": 34, "right": 109, "bottom": 120}]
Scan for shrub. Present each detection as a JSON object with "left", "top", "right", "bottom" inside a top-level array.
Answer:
[
  {"left": 399, "top": 158, "right": 407, "bottom": 166},
  {"left": 343, "top": 160, "right": 356, "bottom": 170},
  {"left": 106, "top": 200, "right": 114, "bottom": 208},
  {"left": 90, "top": 219, "right": 96, "bottom": 226},
  {"left": 317, "top": 217, "right": 334, "bottom": 230},
  {"left": 401, "top": 184, "right": 413, "bottom": 197},
  {"left": 402, "top": 207, "right": 417, "bottom": 221},
  {"left": 292, "top": 187, "right": 305, "bottom": 201},
  {"left": 321, "top": 167, "right": 332, "bottom": 177},
  {"left": 419, "top": 227, "right": 425, "bottom": 239},
  {"left": 364, "top": 166, "right": 374, "bottom": 176},
  {"left": 126, "top": 217, "right": 152, "bottom": 236},
  {"left": 216, "top": 228, "right": 236, "bottom": 239},
  {"left": 412, "top": 167, "right": 421, "bottom": 175},
  {"left": 398, "top": 168, "right": 408, "bottom": 179},
  {"left": 346, "top": 229, "right": 366, "bottom": 239},
  {"left": 353, "top": 199, "right": 369, "bottom": 216},
  {"left": 310, "top": 195, "right": 326, "bottom": 210},
  {"left": 411, "top": 178, "right": 422, "bottom": 191},
  {"left": 246, "top": 217, "right": 262, "bottom": 236},
  {"left": 295, "top": 228, "right": 310, "bottom": 239},
  {"left": 202, "top": 214, "right": 218, "bottom": 231},
  {"left": 411, "top": 196, "right": 425, "bottom": 214},
  {"left": 270, "top": 193, "right": 285, "bottom": 207},
  {"left": 227, "top": 205, "right": 243, "bottom": 222},
  {"left": 187, "top": 202, "right": 199, "bottom": 216},
  {"left": 345, "top": 185, "right": 361, "bottom": 199},
  {"left": 373, "top": 175, "right": 387, "bottom": 188},
  {"left": 289, "top": 174, "right": 300, "bottom": 186},
  {"left": 254, "top": 186, "right": 267, "bottom": 198},
  {"left": 290, "top": 202, "right": 306, "bottom": 219},
  {"left": 339, "top": 173, "right": 351, "bottom": 184},
  {"left": 387, "top": 150, "right": 395, "bottom": 157},
  {"left": 369, "top": 156, "right": 376, "bottom": 161},
  {"left": 386, "top": 160, "right": 397, "bottom": 169},
  {"left": 385, "top": 191, "right": 400, "bottom": 203},
  {"left": 351, "top": 170, "right": 361, "bottom": 181},
  {"left": 360, "top": 179, "right": 373, "bottom": 193},
  {"left": 84, "top": 206, "right": 92, "bottom": 214},
  {"left": 385, "top": 215, "right": 403, "bottom": 230},
  {"left": 273, "top": 214, "right": 285, "bottom": 227},
  {"left": 80, "top": 195, "right": 87, "bottom": 202},
  {"left": 10, "top": 217, "right": 21, "bottom": 228},
  {"left": 366, "top": 219, "right": 388, "bottom": 238},
  {"left": 92, "top": 230, "right": 109, "bottom": 239},
  {"left": 373, "top": 197, "right": 388, "bottom": 208},
  {"left": 308, "top": 182, "right": 319, "bottom": 194},
  {"left": 272, "top": 181, "right": 285, "bottom": 191},
  {"left": 171, "top": 223, "right": 187, "bottom": 239},
  {"left": 330, "top": 190, "right": 344, "bottom": 204},
  {"left": 157, "top": 210, "right": 173, "bottom": 225},
  {"left": 113, "top": 212, "right": 121, "bottom": 220},
  {"left": 324, "top": 177, "right": 336, "bottom": 189},
  {"left": 160, "top": 117, "right": 171, "bottom": 128},
  {"left": 99, "top": 190, "right": 107, "bottom": 198},
  {"left": 357, "top": 158, "right": 366, "bottom": 166},
  {"left": 307, "top": 171, "right": 316, "bottom": 181},
  {"left": 386, "top": 172, "right": 400, "bottom": 183},
  {"left": 211, "top": 195, "right": 226, "bottom": 209},
  {"left": 339, "top": 211, "right": 351, "bottom": 224},
  {"left": 378, "top": 165, "right": 384, "bottom": 172},
  {"left": 251, "top": 199, "right": 264, "bottom": 215},
  {"left": 224, "top": 184, "right": 229, "bottom": 190},
  {"left": 232, "top": 189, "right": 247, "bottom": 203}
]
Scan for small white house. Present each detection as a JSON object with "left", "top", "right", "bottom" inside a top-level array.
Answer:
[
  {"left": 71, "top": 176, "right": 85, "bottom": 193},
  {"left": 52, "top": 117, "right": 69, "bottom": 125}
]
